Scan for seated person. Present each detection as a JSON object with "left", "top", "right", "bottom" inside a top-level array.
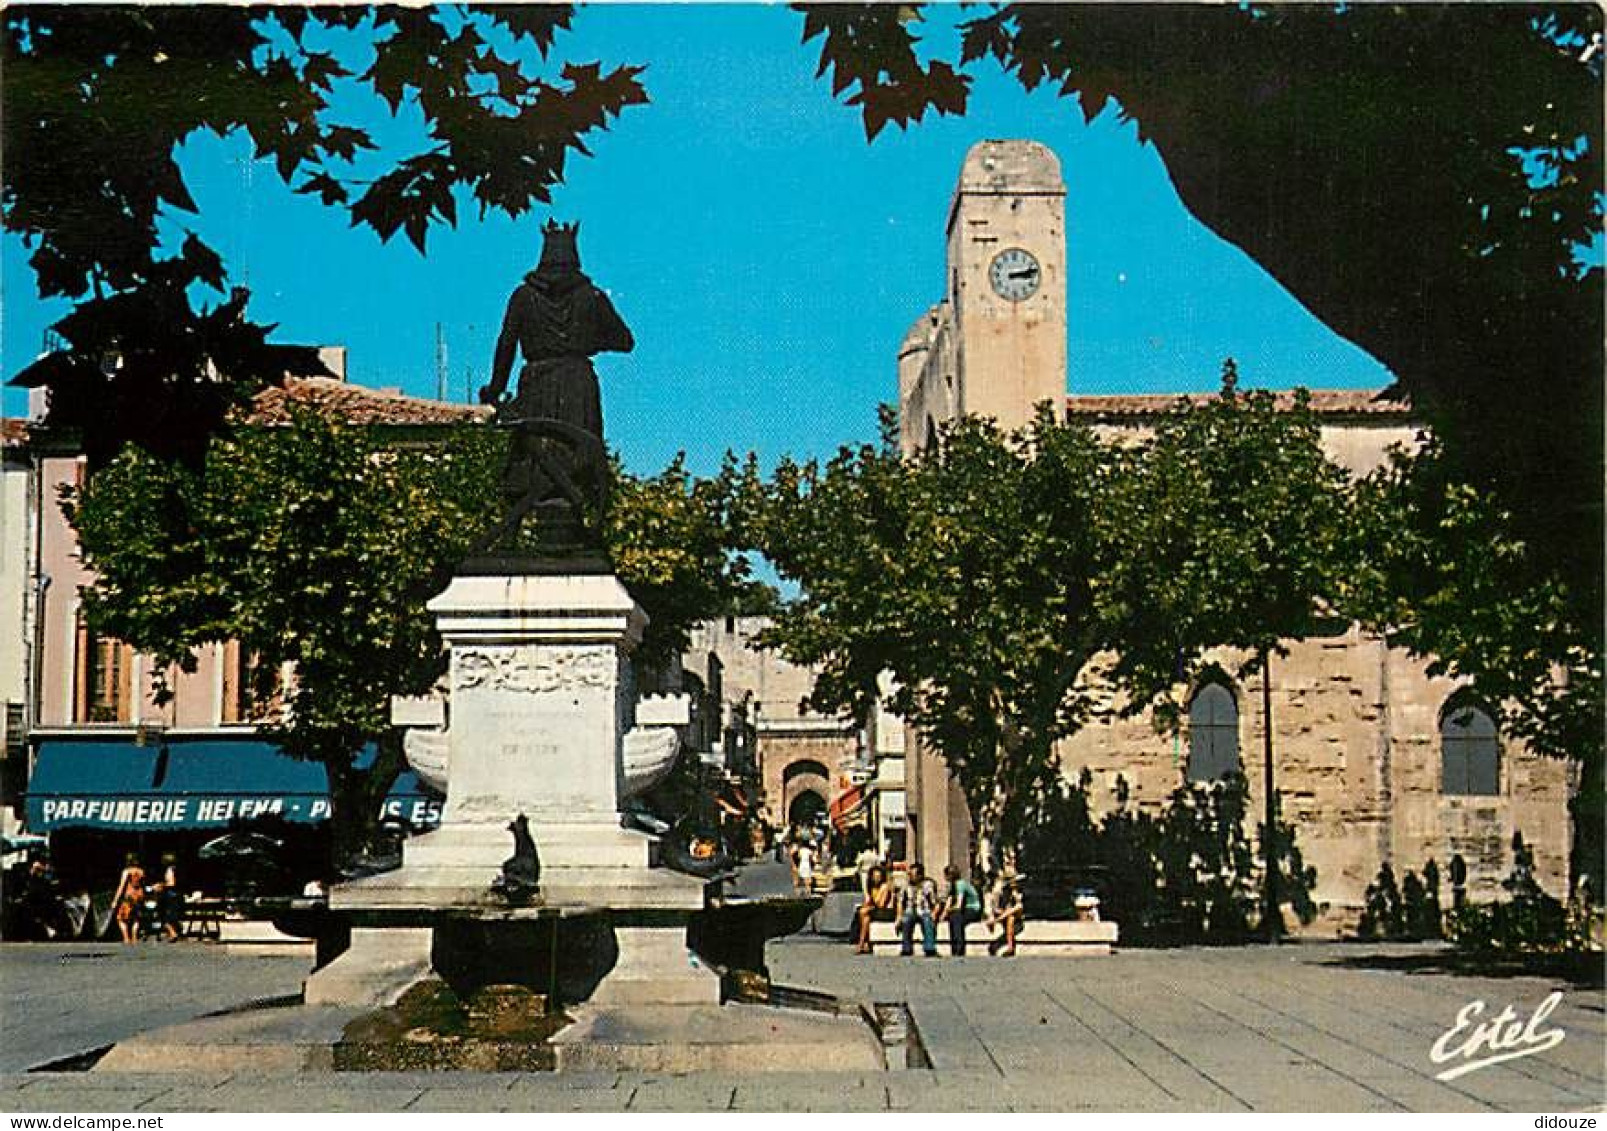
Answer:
[
  {"left": 897, "top": 864, "right": 941, "bottom": 957},
  {"left": 986, "top": 871, "right": 1025, "bottom": 956},
  {"left": 938, "top": 864, "right": 984, "bottom": 956},
  {"left": 853, "top": 864, "right": 895, "bottom": 953}
]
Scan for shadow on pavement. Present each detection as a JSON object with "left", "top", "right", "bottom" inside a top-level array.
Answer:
[{"left": 1317, "top": 946, "right": 1604, "bottom": 990}]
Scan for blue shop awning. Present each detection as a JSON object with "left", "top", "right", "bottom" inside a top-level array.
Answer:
[{"left": 25, "top": 738, "right": 441, "bottom": 833}]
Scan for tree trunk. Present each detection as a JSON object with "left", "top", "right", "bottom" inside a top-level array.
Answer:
[
  {"left": 322, "top": 735, "right": 404, "bottom": 876},
  {"left": 1571, "top": 744, "right": 1604, "bottom": 901},
  {"left": 323, "top": 760, "right": 369, "bottom": 878},
  {"left": 1261, "top": 647, "right": 1282, "bottom": 942}
]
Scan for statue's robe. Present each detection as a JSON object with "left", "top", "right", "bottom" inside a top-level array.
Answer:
[{"left": 491, "top": 271, "right": 634, "bottom": 439}]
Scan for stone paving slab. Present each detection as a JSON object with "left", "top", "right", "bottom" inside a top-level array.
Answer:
[
  {"left": 769, "top": 939, "right": 1605, "bottom": 1113},
  {"left": 1047, "top": 980, "right": 1249, "bottom": 1109},
  {"left": 3, "top": 1086, "right": 178, "bottom": 1113},
  {"left": 623, "top": 1075, "right": 740, "bottom": 1111},
  {"left": 905, "top": 994, "right": 999, "bottom": 1073},
  {"left": 0, "top": 944, "right": 310, "bottom": 1073},
  {"left": 727, "top": 1072, "right": 886, "bottom": 1111},
  {"left": 1228, "top": 951, "right": 1602, "bottom": 1108},
  {"left": 2, "top": 939, "right": 1602, "bottom": 1112},
  {"left": 150, "top": 1084, "right": 429, "bottom": 1113}
]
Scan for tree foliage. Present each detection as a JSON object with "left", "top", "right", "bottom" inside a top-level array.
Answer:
[
  {"left": 1357, "top": 860, "right": 1444, "bottom": 942},
  {"left": 66, "top": 414, "right": 748, "bottom": 866},
  {"left": 797, "top": 4, "right": 969, "bottom": 140},
  {"left": 66, "top": 410, "right": 502, "bottom": 863},
  {"left": 1097, "top": 366, "right": 1356, "bottom": 726},
  {"left": 4, "top": 5, "right": 646, "bottom": 469},
  {"left": 605, "top": 453, "right": 769, "bottom": 671},
  {"left": 736, "top": 407, "right": 1118, "bottom": 840}
]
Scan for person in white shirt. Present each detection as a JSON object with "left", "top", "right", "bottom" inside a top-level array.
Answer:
[{"left": 794, "top": 842, "right": 815, "bottom": 891}]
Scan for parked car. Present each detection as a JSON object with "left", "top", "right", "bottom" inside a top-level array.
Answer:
[{"left": 198, "top": 831, "right": 296, "bottom": 903}]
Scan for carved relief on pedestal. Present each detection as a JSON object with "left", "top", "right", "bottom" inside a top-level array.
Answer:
[
  {"left": 404, "top": 722, "right": 680, "bottom": 803},
  {"left": 453, "top": 646, "right": 615, "bottom": 694}
]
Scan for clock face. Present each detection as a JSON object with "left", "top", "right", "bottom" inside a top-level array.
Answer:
[{"left": 989, "top": 247, "right": 1041, "bottom": 302}]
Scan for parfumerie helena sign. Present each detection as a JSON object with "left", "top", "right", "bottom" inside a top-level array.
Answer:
[
  {"left": 30, "top": 795, "right": 442, "bottom": 832},
  {"left": 24, "top": 737, "right": 442, "bottom": 833}
]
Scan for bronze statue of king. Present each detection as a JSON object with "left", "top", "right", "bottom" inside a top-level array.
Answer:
[{"left": 477, "top": 220, "right": 633, "bottom": 559}]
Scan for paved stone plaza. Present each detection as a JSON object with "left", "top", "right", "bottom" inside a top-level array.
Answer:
[{"left": 1, "top": 938, "right": 1601, "bottom": 1112}]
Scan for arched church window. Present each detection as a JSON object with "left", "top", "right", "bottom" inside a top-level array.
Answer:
[
  {"left": 1187, "top": 682, "right": 1240, "bottom": 782},
  {"left": 1440, "top": 699, "right": 1499, "bottom": 796}
]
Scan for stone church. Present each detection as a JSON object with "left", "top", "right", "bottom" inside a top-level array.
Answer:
[{"left": 894, "top": 140, "right": 1573, "bottom": 930}]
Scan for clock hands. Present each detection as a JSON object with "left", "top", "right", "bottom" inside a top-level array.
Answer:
[{"left": 990, "top": 249, "right": 1040, "bottom": 300}]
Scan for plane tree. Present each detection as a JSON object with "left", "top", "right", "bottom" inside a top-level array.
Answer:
[
  {"left": 741, "top": 381, "right": 1356, "bottom": 921},
  {"left": 733, "top": 408, "right": 1119, "bottom": 846},
  {"left": 65, "top": 412, "right": 753, "bottom": 869}
]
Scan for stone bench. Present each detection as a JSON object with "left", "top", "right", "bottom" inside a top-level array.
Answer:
[{"left": 864, "top": 918, "right": 1118, "bottom": 955}]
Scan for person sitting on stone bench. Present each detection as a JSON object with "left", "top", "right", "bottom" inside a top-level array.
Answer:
[
  {"left": 897, "top": 863, "right": 941, "bottom": 957},
  {"left": 938, "top": 864, "right": 984, "bottom": 956},
  {"left": 853, "top": 864, "right": 895, "bottom": 954},
  {"left": 985, "top": 871, "right": 1024, "bottom": 957}
]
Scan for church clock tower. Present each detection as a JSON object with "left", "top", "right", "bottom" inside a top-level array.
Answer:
[
  {"left": 895, "top": 140, "right": 1069, "bottom": 875},
  {"left": 944, "top": 139, "right": 1067, "bottom": 430},
  {"left": 899, "top": 140, "right": 1067, "bottom": 456}
]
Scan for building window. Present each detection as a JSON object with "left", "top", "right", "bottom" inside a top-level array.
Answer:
[
  {"left": 1187, "top": 682, "right": 1240, "bottom": 782},
  {"left": 75, "top": 619, "right": 132, "bottom": 723},
  {"left": 220, "top": 641, "right": 281, "bottom": 724},
  {"left": 1441, "top": 699, "right": 1499, "bottom": 796}
]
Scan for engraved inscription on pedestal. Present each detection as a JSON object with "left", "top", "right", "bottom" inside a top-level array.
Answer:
[{"left": 444, "top": 642, "right": 630, "bottom": 825}]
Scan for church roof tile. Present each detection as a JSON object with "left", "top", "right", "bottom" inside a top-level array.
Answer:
[{"left": 1064, "top": 387, "right": 1414, "bottom": 421}]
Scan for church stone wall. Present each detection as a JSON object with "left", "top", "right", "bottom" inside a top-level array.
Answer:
[
  {"left": 1055, "top": 629, "right": 1571, "bottom": 932},
  {"left": 1318, "top": 421, "right": 1420, "bottom": 478},
  {"left": 884, "top": 137, "right": 1574, "bottom": 935}
]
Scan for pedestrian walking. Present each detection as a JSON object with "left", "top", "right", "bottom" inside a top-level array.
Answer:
[
  {"left": 897, "top": 863, "right": 940, "bottom": 957},
  {"left": 111, "top": 853, "right": 146, "bottom": 945},
  {"left": 154, "top": 853, "right": 185, "bottom": 942},
  {"left": 794, "top": 841, "right": 815, "bottom": 892}
]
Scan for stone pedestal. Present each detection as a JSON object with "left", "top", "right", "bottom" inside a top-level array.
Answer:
[
  {"left": 334, "top": 571, "right": 706, "bottom": 915},
  {"left": 587, "top": 926, "right": 721, "bottom": 1006},
  {"left": 304, "top": 928, "right": 433, "bottom": 1006},
  {"left": 430, "top": 574, "right": 641, "bottom": 826}
]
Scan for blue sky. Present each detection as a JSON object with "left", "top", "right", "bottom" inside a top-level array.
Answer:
[{"left": 1, "top": 4, "right": 1392, "bottom": 477}]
